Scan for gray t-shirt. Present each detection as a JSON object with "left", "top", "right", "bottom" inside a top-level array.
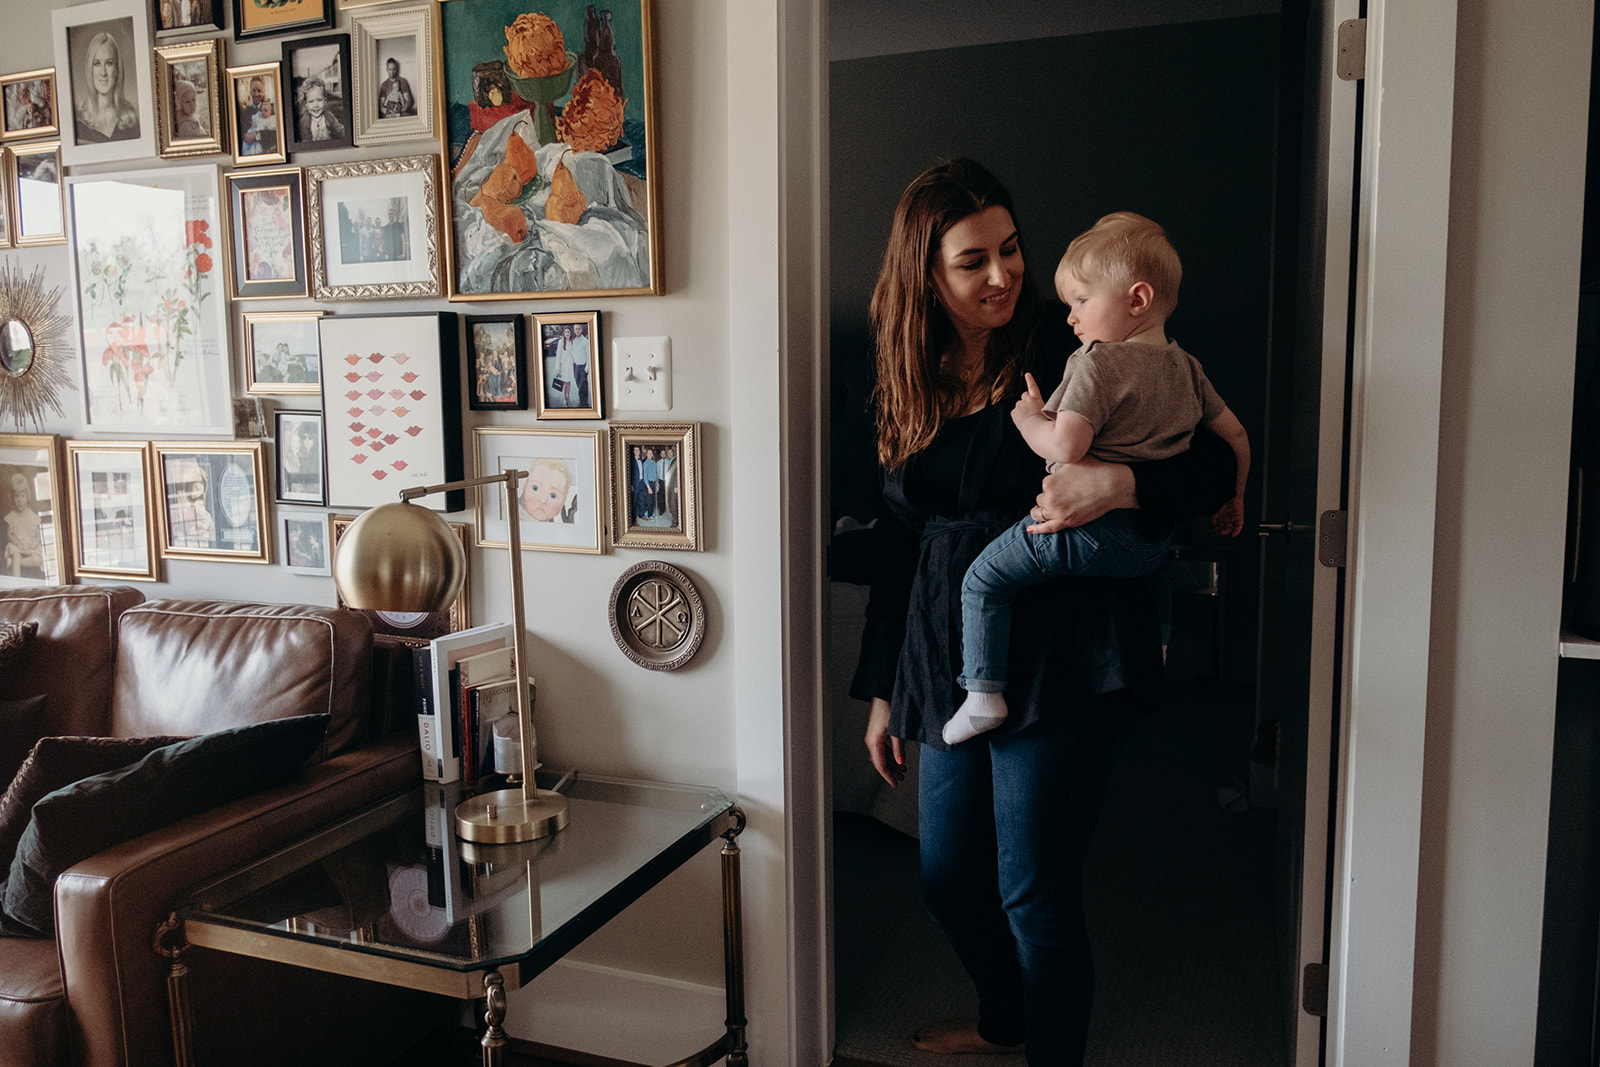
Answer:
[{"left": 1042, "top": 339, "right": 1226, "bottom": 465}]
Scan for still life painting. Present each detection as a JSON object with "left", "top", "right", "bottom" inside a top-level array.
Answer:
[
  {"left": 440, "top": 0, "right": 658, "bottom": 300},
  {"left": 65, "top": 166, "right": 233, "bottom": 437}
]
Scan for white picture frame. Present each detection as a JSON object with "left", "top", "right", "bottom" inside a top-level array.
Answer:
[
  {"left": 350, "top": 3, "right": 433, "bottom": 147},
  {"left": 52, "top": 0, "right": 157, "bottom": 166},
  {"left": 474, "top": 426, "right": 605, "bottom": 555}
]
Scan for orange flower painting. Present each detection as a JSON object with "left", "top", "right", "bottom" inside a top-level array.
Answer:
[{"left": 441, "top": 1, "right": 658, "bottom": 298}]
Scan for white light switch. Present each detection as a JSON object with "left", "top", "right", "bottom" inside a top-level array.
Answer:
[{"left": 612, "top": 336, "right": 672, "bottom": 411}]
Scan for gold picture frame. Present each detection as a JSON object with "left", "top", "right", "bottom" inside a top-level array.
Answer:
[
  {"left": 226, "top": 61, "right": 287, "bottom": 167},
  {"left": 0, "top": 69, "right": 60, "bottom": 143},
  {"left": 608, "top": 421, "right": 699, "bottom": 552},
  {"left": 152, "top": 441, "right": 272, "bottom": 563},
  {"left": 304, "top": 154, "right": 442, "bottom": 301},
  {"left": 155, "top": 39, "right": 223, "bottom": 159},
  {"left": 63, "top": 439, "right": 159, "bottom": 582},
  {"left": 330, "top": 513, "right": 471, "bottom": 645},
  {"left": 7, "top": 141, "right": 65, "bottom": 247},
  {"left": 242, "top": 309, "right": 322, "bottom": 396},
  {"left": 531, "top": 309, "right": 602, "bottom": 419},
  {"left": 0, "top": 432, "right": 70, "bottom": 586}
]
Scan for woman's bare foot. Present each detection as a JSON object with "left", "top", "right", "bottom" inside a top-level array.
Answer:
[{"left": 911, "top": 1018, "right": 1024, "bottom": 1054}]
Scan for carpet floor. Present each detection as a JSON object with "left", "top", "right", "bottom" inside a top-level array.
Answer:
[{"left": 832, "top": 683, "right": 1287, "bottom": 1067}]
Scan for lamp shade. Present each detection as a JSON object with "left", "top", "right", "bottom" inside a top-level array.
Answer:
[{"left": 333, "top": 502, "right": 466, "bottom": 614}]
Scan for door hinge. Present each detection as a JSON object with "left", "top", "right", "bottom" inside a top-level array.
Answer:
[
  {"left": 1303, "top": 962, "right": 1329, "bottom": 1017},
  {"left": 1337, "top": 18, "right": 1366, "bottom": 81},
  {"left": 1318, "top": 510, "right": 1348, "bottom": 568}
]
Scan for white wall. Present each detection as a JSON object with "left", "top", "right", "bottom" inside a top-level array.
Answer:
[{"left": 0, "top": 3, "right": 809, "bottom": 1062}]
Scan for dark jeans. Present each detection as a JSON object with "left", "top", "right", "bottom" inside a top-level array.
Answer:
[{"left": 918, "top": 697, "right": 1134, "bottom": 1065}]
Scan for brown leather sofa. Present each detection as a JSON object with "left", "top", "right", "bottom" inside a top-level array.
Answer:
[{"left": 0, "top": 585, "right": 451, "bottom": 1066}]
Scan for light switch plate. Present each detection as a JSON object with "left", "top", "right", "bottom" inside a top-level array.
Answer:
[{"left": 612, "top": 336, "right": 672, "bottom": 411}]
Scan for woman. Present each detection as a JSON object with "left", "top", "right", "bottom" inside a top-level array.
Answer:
[
  {"left": 853, "top": 159, "right": 1234, "bottom": 1064},
  {"left": 74, "top": 31, "right": 138, "bottom": 144}
]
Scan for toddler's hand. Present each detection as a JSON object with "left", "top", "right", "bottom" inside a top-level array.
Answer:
[
  {"left": 1011, "top": 372, "right": 1047, "bottom": 428},
  {"left": 1210, "top": 495, "right": 1244, "bottom": 537}
]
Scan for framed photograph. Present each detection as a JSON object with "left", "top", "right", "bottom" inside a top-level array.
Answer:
[
  {"left": 153, "top": 442, "right": 271, "bottom": 562},
  {"left": 227, "top": 168, "right": 308, "bottom": 299},
  {"left": 330, "top": 513, "right": 470, "bottom": 644},
  {"left": 466, "top": 314, "right": 525, "bottom": 411},
  {"left": 227, "top": 62, "right": 287, "bottom": 167},
  {"left": 282, "top": 34, "right": 354, "bottom": 154},
  {"left": 154, "top": 0, "right": 224, "bottom": 37},
  {"left": 7, "top": 142, "right": 65, "bottom": 247},
  {"left": 233, "top": 0, "right": 332, "bottom": 42},
  {"left": 66, "top": 165, "right": 234, "bottom": 437},
  {"left": 609, "top": 421, "right": 700, "bottom": 551},
  {"left": 280, "top": 508, "right": 330, "bottom": 575},
  {"left": 63, "top": 440, "right": 158, "bottom": 581},
  {"left": 438, "top": 0, "right": 660, "bottom": 300},
  {"left": 351, "top": 4, "right": 433, "bottom": 147},
  {"left": 155, "top": 40, "right": 222, "bottom": 159},
  {"left": 232, "top": 396, "right": 266, "bottom": 438},
  {"left": 318, "top": 312, "right": 463, "bottom": 511},
  {"left": 0, "top": 177, "right": 10, "bottom": 249},
  {"left": 0, "top": 433, "right": 69, "bottom": 587},
  {"left": 243, "top": 310, "right": 322, "bottom": 395},
  {"left": 474, "top": 426, "right": 604, "bottom": 555},
  {"left": 532, "top": 310, "right": 601, "bottom": 419},
  {"left": 305, "top": 154, "right": 442, "bottom": 301},
  {"left": 1, "top": 70, "right": 61, "bottom": 143},
  {"left": 275, "top": 409, "right": 325, "bottom": 504},
  {"left": 52, "top": 0, "right": 157, "bottom": 166}
]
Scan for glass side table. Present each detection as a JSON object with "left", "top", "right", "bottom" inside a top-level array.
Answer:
[{"left": 159, "top": 773, "right": 747, "bottom": 1067}]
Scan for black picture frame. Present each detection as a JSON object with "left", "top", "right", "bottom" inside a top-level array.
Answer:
[
  {"left": 227, "top": 167, "right": 307, "bottom": 299},
  {"left": 274, "top": 409, "right": 326, "bottom": 505},
  {"left": 152, "top": 0, "right": 223, "bottom": 38},
  {"left": 465, "top": 314, "right": 526, "bottom": 412},
  {"left": 281, "top": 32, "right": 354, "bottom": 154},
  {"left": 232, "top": 0, "right": 332, "bottom": 42}
]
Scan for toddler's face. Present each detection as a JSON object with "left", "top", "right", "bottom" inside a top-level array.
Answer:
[
  {"left": 304, "top": 85, "right": 325, "bottom": 118},
  {"left": 1059, "top": 271, "right": 1142, "bottom": 347},
  {"left": 521, "top": 468, "right": 569, "bottom": 522}
]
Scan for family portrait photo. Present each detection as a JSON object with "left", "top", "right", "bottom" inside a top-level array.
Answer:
[
  {"left": 534, "top": 312, "right": 601, "bottom": 418},
  {"left": 245, "top": 312, "right": 321, "bottom": 392},
  {"left": 467, "top": 315, "right": 525, "bottom": 411},
  {"left": 336, "top": 195, "right": 410, "bottom": 263}
]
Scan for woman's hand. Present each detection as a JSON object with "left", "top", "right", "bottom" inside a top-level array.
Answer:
[
  {"left": 1028, "top": 456, "right": 1138, "bottom": 533},
  {"left": 865, "top": 697, "right": 904, "bottom": 788}
]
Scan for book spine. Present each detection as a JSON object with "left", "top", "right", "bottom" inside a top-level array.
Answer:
[
  {"left": 450, "top": 664, "right": 473, "bottom": 789},
  {"left": 412, "top": 645, "right": 442, "bottom": 781},
  {"left": 428, "top": 641, "right": 462, "bottom": 783}
]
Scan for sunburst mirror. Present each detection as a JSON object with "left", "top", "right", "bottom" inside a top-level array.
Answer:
[{"left": 0, "top": 261, "right": 74, "bottom": 432}]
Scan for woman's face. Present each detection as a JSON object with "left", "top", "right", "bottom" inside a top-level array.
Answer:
[
  {"left": 930, "top": 205, "right": 1024, "bottom": 337},
  {"left": 522, "top": 468, "right": 569, "bottom": 522},
  {"left": 90, "top": 40, "right": 119, "bottom": 97}
]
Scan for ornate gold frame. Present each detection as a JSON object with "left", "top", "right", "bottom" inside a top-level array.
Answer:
[
  {"left": 155, "top": 39, "right": 223, "bottom": 160},
  {"left": 608, "top": 420, "right": 700, "bottom": 552},
  {"left": 0, "top": 432, "right": 70, "bottom": 585},
  {"left": 304, "top": 153, "right": 442, "bottom": 301}
]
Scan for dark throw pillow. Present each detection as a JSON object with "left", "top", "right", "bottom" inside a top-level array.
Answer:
[
  {"left": 0, "top": 621, "right": 36, "bottom": 666},
  {"left": 0, "top": 695, "right": 50, "bottom": 790},
  {"left": 2, "top": 713, "right": 331, "bottom": 936}
]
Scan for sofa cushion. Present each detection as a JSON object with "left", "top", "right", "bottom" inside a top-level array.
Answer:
[
  {"left": 0, "top": 735, "right": 187, "bottom": 872},
  {"left": 0, "top": 696, "right": 49, "bottom": 791},
  {"left": 0, "top": 934, "right": 68, "bottom": 1066},
  {"left": 0, "top": 586, "right": 145, "bottom": 737},
  {"left": 2, "top": 714, "right": 330, "bottom": 936}
]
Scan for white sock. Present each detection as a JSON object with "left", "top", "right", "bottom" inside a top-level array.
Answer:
[{"left": 943, "top": 690, "right": 1009, "bottom": 745}]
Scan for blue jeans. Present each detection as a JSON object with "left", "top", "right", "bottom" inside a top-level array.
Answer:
[
  {"left": 959, "top": 509, "right": 1169, "bottom": 692},
  {"left": 919, "top": 700, "right": 1134, "bottom": 1064}
]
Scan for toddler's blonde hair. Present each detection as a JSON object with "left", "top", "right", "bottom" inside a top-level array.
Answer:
[{"left": 1056, "top": 211, "right": 1182, "bottom": 318}]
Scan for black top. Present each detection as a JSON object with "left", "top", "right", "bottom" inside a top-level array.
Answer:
[{"left": 847, "top": 307, "right": 1236, "bottom": 749}]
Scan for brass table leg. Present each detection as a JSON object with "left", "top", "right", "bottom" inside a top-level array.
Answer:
[
  {"left": 481, "top": 970, "right": 507, "bottom": 1067},
  {"left": 721, "top": 806, "right": 749, "bottom": 1067},
  {"left": 154, "top": 913, "right": 194, "bottom": 1067}
]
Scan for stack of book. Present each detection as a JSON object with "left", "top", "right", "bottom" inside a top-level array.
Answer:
[{"left": 412, "top": 622, "right": 527, "bottom": 786}]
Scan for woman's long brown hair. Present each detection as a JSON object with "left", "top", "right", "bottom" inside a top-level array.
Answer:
[{"left": 869, "top": 159, "right": 1042, "bottom": 470}]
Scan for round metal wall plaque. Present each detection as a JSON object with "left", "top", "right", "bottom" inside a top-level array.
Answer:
[{"left": 609, "top": 560, "right": 706, "bottom": 671}]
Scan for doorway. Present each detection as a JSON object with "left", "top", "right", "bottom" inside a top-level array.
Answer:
[{"left": 823, "top": 5, "right": 1314, "bottom": 1064}]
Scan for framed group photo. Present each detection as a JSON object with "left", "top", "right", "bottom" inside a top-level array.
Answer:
[
  {"left": 533, "top": 310, "right": 601, "bottom": 419},
  {"left": 66, "top": 165, "right": 234, "bottom": 437},
  {"left": 438, "top": 0, "right": 660, "bottom": 300},
  {"left": 0, "top": 433, "right": 68, "bottom": 587},
  {"left": 243, "top": 310, "right": 322, "bottom": 394},
  {"left": 1, "top": 70, "right": 60, "bottom": 143},
  {"left": 52, "top": 0, "right": 157, "bottom": 166},
  {"left": 609, "top": 421, "right": 700, "bottom": 551},
  {"left": 282, "top": 34, "right": 354, "bottom": 154},
  {"left": 466, "top": 314, "right": 525, "bottom": 411},
  {"left": 331, "top": 513, "right": 471, "bottom": 645},
  {"left": 305, "top": 154, "right": 442, "bottom": 301},
  {"left": 153, "top": 442, "right": 271, "bottom": 562},
  {"left": 474, "top": 426, "right": 604, "bottom": 555},
  {"left": 227, "top": 62, "right": 287, "bottom": 167},
  {"left": 274, "top": 409, "right": 326, "bottom": 505},
  {"left": 227, "top": 167, "right": 308, "bottom": 298},
  {"left": 154, "top": 39, "right": 222, "bottom": 159},
  {"left": 6, "top": 142, "right": 64, "bottom": 247},
  {"left": 350, "top": 4, "right": 433, "bottom": 147},
  {"left": 63, "top": 440, "right": 158, "bottom": 581},
  {"left": 280, "top": 509, "right": 331, "bottom": 575}
]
